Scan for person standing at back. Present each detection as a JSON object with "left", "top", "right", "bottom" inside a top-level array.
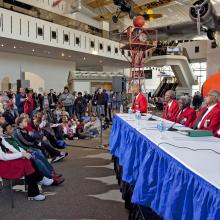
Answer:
[
  {"left": 48, "top": 89, "right": 57, "bottom": 110},
  {"left": 59, "top": 87, "right": 75, "bottom": 117},
  {"left": 74, "top": 92, "right": 87, "bottom": 121},
  {"left": 96, "top": 89, "right": 105, "bottom": 118},
  {"left": 103, "top": 89, "right": 109, "bottom": 117},
  {"left": 15, "top": 88, "right": 27, "bottom": 115},
  {"left": 162, "top": 90, "right": 179, "bottom": 121}
]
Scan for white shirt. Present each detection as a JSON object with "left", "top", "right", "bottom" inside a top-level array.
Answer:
[
  {"left": 135, "top": 93, "right": 140, "bottom": 100},
  {"left": 0, "top": 137, "right": 23, "bottom": 161},
  {"left": 1, "top": 137, "right": 25, "bottom": 153},
  {"left": 198, "top": 103, "right": 217, "bottom": 128},
  {"left": 168, "top": 100, "right": 173, "bottom": 109},
  {"left": 176, "top": 107, "right": 187, "bottom": 119}
]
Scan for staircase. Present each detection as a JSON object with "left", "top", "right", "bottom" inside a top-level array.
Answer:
[
  {"left": 146, "top": 55, "right": 197, "bottom": 95},
  {"left": 153, "top": 77, "right": 178, "bottom": 97}
]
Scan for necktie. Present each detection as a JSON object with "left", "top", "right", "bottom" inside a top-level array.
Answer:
[{"left": 193, "top": 107, "right": 208, "bottom": 129}]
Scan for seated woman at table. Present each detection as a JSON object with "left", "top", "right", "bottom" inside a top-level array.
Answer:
[
  {"left": 0, "top": 137, "right": 54, "bottom": 201},
  {"left": 175, "top": 95, "right": 196, "bottom": 127}
]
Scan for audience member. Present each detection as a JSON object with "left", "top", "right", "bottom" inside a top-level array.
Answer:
[
  {"left": 59, "top": 87, "right": 75, "bottom": 117},
  {"left": 74, "top": 92, "right": 87, "bottom": 121}
]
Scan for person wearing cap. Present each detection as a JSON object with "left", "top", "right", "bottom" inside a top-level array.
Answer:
[
  {"left": 15, "top": 88, "right": 27, "bottom": 114},
  {"left": 191, "top": 90, "right": 220, "bottom": 136},
  {"left": 175, "top": 95, "right": 196, "bottom": 127},
  {"left": 132, "top": 85, "right": 148, "bottom": 113},
  {"left": 162, "top": 90, "right": 179, "bottom": 121}
]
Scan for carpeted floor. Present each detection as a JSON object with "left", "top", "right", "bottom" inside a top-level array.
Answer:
[{"left": 0, "top": 129, "right": 128, "bottom": 220}]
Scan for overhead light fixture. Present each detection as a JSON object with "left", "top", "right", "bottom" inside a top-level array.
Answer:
[
  {"left": 32, "top": 49, "right": 35, "bottom": 52},
  {"left": 13, "top": 46, "right": 16, "bottom": 49},
  {"left": 1, "top": 44, "right": 4, "bottom": 47},
  {"left": 61, "top": 53, "right": 65, "bottom": 57},
  {"left": 83, "top": 57, "right": 86, "bottom": 60},
  {"left": 68, "top": 55, "right": 72, "bottom": 58}
]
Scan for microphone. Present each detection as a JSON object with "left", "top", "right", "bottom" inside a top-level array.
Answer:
[
  {"left": 148, "top": 114, "right": 157, "bottom": 121},
  {"left": 167, "top": 122, "right": 178, "bottom": 131}
]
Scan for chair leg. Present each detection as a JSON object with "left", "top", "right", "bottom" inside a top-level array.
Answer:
[{"left": 9, "top": 180, "right": 15, "bottom": 208}]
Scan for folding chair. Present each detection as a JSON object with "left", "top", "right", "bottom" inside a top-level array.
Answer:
[{"left": 1, "top": 177, "right": 26, "bottom": 208}]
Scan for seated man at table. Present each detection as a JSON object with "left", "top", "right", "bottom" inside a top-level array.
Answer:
[
  {"left": 191, "top": 90, "right": 220, "bottom": 136},
  {"left": 175, "top": 95, "right": 196, "bottom": 127},
  {"left": 162, "top": 90, "right": 179, "bottom": 121},
  {"left": 132, "top": 86, "right": 148, "bottom": 113}
]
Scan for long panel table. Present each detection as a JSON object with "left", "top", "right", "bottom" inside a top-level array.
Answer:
[{"left": 109, "top": 114, "right": 220, "bottom": 220}]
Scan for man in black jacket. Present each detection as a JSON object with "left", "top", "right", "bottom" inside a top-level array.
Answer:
[
  {"left": 74, "top": 92, "right": 87, "bottom": 121},
  {"left": 96, "top": 89, "right": 105, "bottom": 118},
  {"left": 48, "top": 89, "right": 58, "bottom": 110}
]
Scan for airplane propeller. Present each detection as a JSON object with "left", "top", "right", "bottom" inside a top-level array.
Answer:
[{"left": 190, "top": 0, "right": 210, "bottom": 35}]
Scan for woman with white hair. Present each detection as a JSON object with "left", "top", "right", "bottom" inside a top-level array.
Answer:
[{"left": 175, "top": 95, "right": 196, "bottom": 127}]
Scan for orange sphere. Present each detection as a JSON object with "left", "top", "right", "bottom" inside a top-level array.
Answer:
[
  {"left": 133, "top": 16, "right": 145, "bottom": 27},
  {"left": 202, "top": 72, "right": 220, "bottom": 106},
  {"left": 202, "top": 72, "right": 220, "bottom": 96}
]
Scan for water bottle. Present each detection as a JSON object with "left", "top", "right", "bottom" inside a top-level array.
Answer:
[
  {"left": 135, "top": 110, "right": 141, "bottom": 128},
  {"left": 128, "top": 107, "right": 133, "bottom": 115},
  {"left": 120, "top": 104, "right": 123, "bottom": 114},
  {"left": 157, "top": 120, "right": 165, "bottom": 138}
]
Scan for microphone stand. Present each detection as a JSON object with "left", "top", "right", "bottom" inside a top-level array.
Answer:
[
  {"left": 96, "top": 114, "right": 108, "bottom": 149},
  {"left": 167, "top": 122, "right": 178, "bottom": 131}
]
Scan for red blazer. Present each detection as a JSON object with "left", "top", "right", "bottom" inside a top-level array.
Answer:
[
  {"left": 162, "top": 100, "right": 179, "bottom": 122},
  {"left": 191, "top": 105, "right": 220, "bottom": 137},
  {"left": 175, "top": 107, "right": 196, "bottom": 127},
  {"left": 132, "top": 94, "right": 148, "bottom": 113}
]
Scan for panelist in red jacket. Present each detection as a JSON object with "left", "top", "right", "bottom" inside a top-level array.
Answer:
[
  {"left": 191, "top": 90, "right": 220, "bottom": 137},
  {"left": 132, "top": 87, "right": 148, "bottom": 113},
  {"left": 162, "top": 90, "right": 179, "bottom": 121},
  {"left": 175, "top": 95, "right": 196, "bottom": 127}
]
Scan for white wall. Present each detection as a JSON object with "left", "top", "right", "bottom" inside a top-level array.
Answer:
[
  {"left": 25, "top": 72, "right": 45, "bottom": 92},
  {"left": 0, "top": 51, "right": 75, "bottom": 92},
  {"left": 179, "top": 40, "right": 208, "bottom": 60},
  {"left": 0, "top": 7, "right": 123, "bottom": 61},
  {"left": 207, "top": 42, "right": 220, "bottom": 78},
  {"left": 144, "top": 70, "right": 161, "bottom": 92},
  {"left": 73, "top": 81, "right": 91, "bottom": 93},
  {"left": 102, "top": 65, "right": 125, "bottom": 73}
]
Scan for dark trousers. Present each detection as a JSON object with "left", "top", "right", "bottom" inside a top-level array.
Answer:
[
  {"left": 42, "top": 140, "right": 61, "bottom": 158},
  {"left": 76, "top": 111, "right": 85, "bottom": 121},
  {"left": 104, "top": 103, "right": 108, "bottom": 117},
  {"left": 25, "top": 170, "right": 42, "bottom": 197},
  {"left": 65, "top": 105, "right": 73, "bottom": 117}
]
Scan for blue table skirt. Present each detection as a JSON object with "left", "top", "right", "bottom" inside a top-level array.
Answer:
[{"left": 109, "top": 116, "right": 220, "bottom": 220}]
